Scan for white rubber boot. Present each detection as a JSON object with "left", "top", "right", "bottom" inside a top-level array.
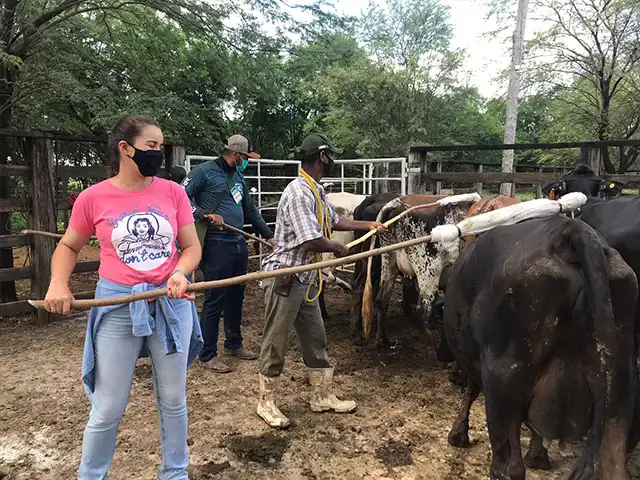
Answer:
[
  {"left": 308, "top": 367, "right": 357, "bottom": 413},
  {"left": 256, "top": 374, "right": 290, "bottom": 429}
]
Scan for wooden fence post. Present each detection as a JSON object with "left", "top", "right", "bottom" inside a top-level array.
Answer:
[
  {"left": 427, "top": 161, "right": 441, "bottom": 194},
  {"left": 60, "top": 171, "right": 69, "bottom": 229},
  {"left": 474, "top": 164, "right": 483, "bottom": 196},
  {"left": 27, "top": 137, "right": 56, "bottom": 325},
  {"left": 580, "top": 146, "right": 602, "bottom": 175},
  {"left": 407, "top": 150, "right": 427, "bottom": 194},
  {"left": 536, "top": 166, "right": 543, "bottom": 198}
]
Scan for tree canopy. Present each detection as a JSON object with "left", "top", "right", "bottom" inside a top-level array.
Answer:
[{"left": 0, "top": 0, "right": 638, "bottom": 166}]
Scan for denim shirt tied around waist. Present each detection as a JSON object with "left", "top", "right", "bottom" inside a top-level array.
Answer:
[{"left": 82, "top": 277, "right": 203, "bottom": 395}]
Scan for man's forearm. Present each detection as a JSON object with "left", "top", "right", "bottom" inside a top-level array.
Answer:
[
  {"left": 334, "top": 218, "right": 374, "bottom": 232},
  {"left": 302, "top": 237, "right": 340, "bottom": 254}
]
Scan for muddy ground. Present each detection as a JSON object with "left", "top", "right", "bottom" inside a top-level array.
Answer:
[{"left": 2, "top": 246, "right": 640, "bottom": 479}]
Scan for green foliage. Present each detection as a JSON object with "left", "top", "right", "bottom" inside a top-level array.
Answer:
[{"left": 3, "top": 0, "right": 638, "bottom": 174}]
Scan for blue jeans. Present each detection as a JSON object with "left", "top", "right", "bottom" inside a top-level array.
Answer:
[
  {"left": 78, "top": 303, "right": 192, "bottom": 479},
  {"left": 198, "top": 238, "right": 248, "bottom": 362}
]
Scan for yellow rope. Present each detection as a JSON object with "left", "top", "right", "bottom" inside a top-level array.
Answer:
[{"left": 299, "top": 168, "right": 332, "bottom": 303}]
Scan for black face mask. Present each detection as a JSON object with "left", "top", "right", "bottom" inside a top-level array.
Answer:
[
  {"left": 321, "top": 154, "right": 335, "bottom": 176},
  {"left": 129, "top": 147, "right": 164, "bottom": 177}
]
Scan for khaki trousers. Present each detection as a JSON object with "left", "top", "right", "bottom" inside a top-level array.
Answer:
[{"left": 259, "top": 277, "right": 331, "bottom": 377}]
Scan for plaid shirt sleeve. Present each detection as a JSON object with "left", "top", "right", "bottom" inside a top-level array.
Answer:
[
  {"left": 328, "top": 201, "right": 340, "bottom": 229},
  {"left": 285, "top": 186, "right": 324, "bottom": 246}
]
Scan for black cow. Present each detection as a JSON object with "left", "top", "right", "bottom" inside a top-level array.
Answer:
[
  {"left": 541, "top": 164, "right": 604, "bottom": 200},
  {"left": 443, "top": 215, "right": 638, "bottom": 479},
  {"left": 541, "top": 164, "right": 631, "bottom": 201}
]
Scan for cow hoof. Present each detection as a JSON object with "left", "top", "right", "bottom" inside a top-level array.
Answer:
[
  {"left": 352, "top": 336, "right": 367, "bottom": 346},
  {"left": 447, "top": 429, "right": 471, "bottom": 448},
  {"left": 448, "top": 369, "right": 465, "bottom": 387},
  {"left": 524, "top": 449, "right": 551, "bottom": 470}
]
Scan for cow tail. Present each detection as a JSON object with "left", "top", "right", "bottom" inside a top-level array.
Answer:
[
  {"left": 361, "top": 233, "right": 377, "bottom": 339},
  {"left": 568, "top": 226, "right": 629, "bottom": 479},
  {"left": 361, "top": 198, "right": 401, "bottom": 339}
]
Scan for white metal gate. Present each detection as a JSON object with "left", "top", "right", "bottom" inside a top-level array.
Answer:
[{"left": 324, "top": 157, "right": 407, "bottom": 195}]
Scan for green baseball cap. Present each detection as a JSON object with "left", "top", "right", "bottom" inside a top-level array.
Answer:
[{"left": 298, "top": 133, "right": 344, "bottom": 157}]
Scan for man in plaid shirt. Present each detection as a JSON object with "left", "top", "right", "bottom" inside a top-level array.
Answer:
[{"left": 257, "top": 134, "right": 386, "bottom": 429}]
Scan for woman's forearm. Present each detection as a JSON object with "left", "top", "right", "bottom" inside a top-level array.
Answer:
[
  {"left": 50, "top": 243, "right": 79, "bottom": 285},
  {"left": 174, "top": 244, "right": 201, "bottom": 276}
]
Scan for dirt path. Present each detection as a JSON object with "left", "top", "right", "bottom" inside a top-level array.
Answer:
[{"left": 1, "top": 265, "right": 640, "bottom": 479}]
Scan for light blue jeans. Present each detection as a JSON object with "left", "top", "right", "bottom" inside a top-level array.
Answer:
[{"left": 78, "top": 304, "right": 192, "bottom": 479}]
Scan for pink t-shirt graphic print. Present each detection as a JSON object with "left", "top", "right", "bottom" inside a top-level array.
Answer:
[{"left": 69, "top": 178, "right": 194, "bottom": 287}]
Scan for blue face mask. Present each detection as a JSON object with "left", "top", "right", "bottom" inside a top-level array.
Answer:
[{"left": 237, "top": 157, "right": 249, "bottom": 172}]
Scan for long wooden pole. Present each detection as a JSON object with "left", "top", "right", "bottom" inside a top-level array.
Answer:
[
  {"left": 220, "top": 224, "right": 272, "bottom": 248},
  {"left": 22, "top": 224, "right": 274, "bottom": 249},
  {"left": 21, "top": 229, "right": 97, "bottom": 240},
  {"left": 345, "top": 200, "right": 441, "bottom": 249},
  {"left": 29, "top": 232, "right": 434, "bottom": 310}
]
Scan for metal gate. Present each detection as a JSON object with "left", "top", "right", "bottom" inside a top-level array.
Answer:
[
  {"left": 325, "top": 157, "right": 407, "bottom": 195},
  {"left": 184, "top": 155, "right": 408, "bottom": 267}
]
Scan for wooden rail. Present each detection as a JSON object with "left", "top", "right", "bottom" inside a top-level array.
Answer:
[
  {"left": 422, "top": 171, "right": 640, "bottom": 185},
  {"left": 408, "top": 140, "right": 640, "bottom": 195}
]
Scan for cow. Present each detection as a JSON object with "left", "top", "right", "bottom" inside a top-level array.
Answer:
[
  {"left": 541, "top": 168, "right": 640, "bottom": 463},
  {"left": 432, "top": 194, "right": 522, "bottom": 383},
  {"left": 541, "top": 164, "right": 604, "bottom": 200},
  {"left": 348, "top": 193, "right": 420, "bottom": 343},
  {"left": 361, "top": 194, "right": 479, "bottom": 348},
  {"left": 541, "top": 164, "right": 632, "bottom": 201},
  {"left": 443, "top": 215, "right": 638, "bottom": 479},
  {"left": 321, "top": 191, "right": 368, "bottom": 298},
  {"left": 600, "top": 180, "right": 628, "bottom": 199}
]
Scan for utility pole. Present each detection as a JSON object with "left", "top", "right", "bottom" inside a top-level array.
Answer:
[{"left": 500, "top": 0, "right": 529, "bottom": 197}]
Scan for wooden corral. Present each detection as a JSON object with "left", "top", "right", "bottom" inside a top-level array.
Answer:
[{"left": 408, "top": 140, "right": 640, "bottom": 196}]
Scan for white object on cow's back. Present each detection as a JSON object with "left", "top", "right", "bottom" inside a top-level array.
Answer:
[
  {"left": 429, "top": 193, "right": 588, "bottom": 243},
  {"left": 557, "top": 192, "right": 588, "bottom": 212},
  {"left": 436, "top": 192, "right": 481, "bottom": 206}
]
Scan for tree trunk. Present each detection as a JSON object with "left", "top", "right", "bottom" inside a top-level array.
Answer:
[
  {"left": 500, "top": 0, "right": 529, "bottom": 197},
  {"left": 599, "top": 85, "right": 616, "bottom": 174}
]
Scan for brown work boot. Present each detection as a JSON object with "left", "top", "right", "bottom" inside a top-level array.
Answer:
[
  {"left": 225, "top": 347, "right": 257, "bottom": 360},
  {"left": 201, "top": 357, "right": 231, "bottom": 373}
]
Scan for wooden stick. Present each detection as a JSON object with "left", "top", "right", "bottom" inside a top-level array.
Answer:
[
  {"left": 21, "top": 229, "right": 97, "bottom": 241},
  {"left": 22, "top": 225, "right": 273, "bottom": 249},
  {"left": 346, "top": 200, "right": 441, "bottom": 249},
  {"left": 222, "top": 224, "right": 272, "bottom": 248},
  {"left": 29, "top": 232, "right": 434, "bottom": 311}
]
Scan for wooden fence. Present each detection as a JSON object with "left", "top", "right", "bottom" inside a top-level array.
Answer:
[
  {"left": 408, "top": 140, "right": 640, "bottom": 195},
  {"left": 0, "top": 131, "right": 185, "bottom": 324}
]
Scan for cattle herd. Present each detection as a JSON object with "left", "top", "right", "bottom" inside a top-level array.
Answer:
[{"left": 245, "top": 165, "right": 640, "bottom": 479}]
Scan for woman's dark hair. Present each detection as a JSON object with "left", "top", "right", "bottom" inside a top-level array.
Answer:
[
  {"left": 108, "top": 115, "right": 160, "bottom": 177},
  {"left": 132, "top": 218, "right": 155, "bottom": 237}
]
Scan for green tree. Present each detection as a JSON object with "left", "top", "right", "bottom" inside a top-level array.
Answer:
[{"left": 527, "top": 0, "right": 640, "bottom": 172}]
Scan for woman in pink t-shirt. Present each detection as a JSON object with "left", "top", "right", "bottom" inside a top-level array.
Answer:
[{"left": 44, "top": 115, "right": 203, "bottom": 479}]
